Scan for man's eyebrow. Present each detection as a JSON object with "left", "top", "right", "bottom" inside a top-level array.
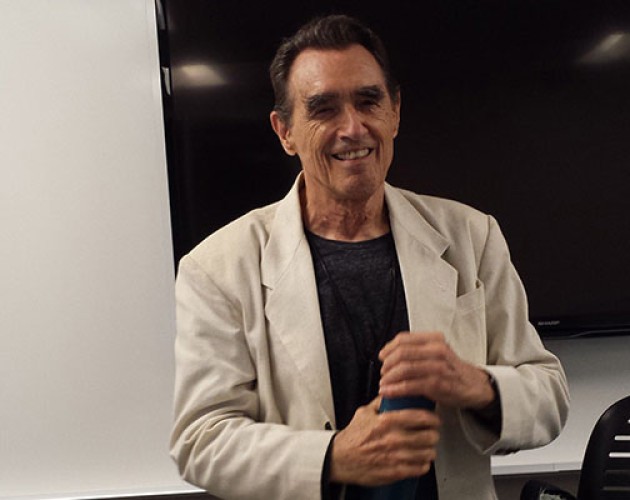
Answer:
[
  {"left": 303, "top": 85, "right": 386, "bottom": 114},
  {"left": 304, "top": 92, "right": 338, "bottom": 113},
  {"left": 355, "top": 85, "right": 386, "bottom": 100}
]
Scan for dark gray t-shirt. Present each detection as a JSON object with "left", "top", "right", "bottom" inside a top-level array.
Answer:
[
  {"left": 306, "top": 231, "right": 438, "bottom": 500},
  {"left": 306, "top": 230, "right": 407, "bottom": 428}
]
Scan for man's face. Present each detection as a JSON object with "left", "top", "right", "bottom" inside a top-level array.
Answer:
[{"left": 271, "top": 44, "right": 400, "bottom": 204}]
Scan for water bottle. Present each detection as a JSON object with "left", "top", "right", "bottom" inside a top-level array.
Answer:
[{"left": 368, "top": 396, "right": 435, "bottom": 500}]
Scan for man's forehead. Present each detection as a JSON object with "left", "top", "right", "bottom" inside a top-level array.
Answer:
[{"left": 288, "top": 45, "right": 387, "bottom": 94}]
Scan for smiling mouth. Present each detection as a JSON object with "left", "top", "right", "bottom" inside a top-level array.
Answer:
[{"left": 331, "top": 148, "right": 373, "bottom": 161}]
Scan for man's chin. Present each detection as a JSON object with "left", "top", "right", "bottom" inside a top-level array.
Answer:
[{"left": 332, "top": 177, "right": 384, "bottom": 203}]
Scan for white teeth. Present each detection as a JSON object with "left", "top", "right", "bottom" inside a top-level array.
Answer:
[{"left": 334, "top": 148, "right": 370, "bottom": 160}]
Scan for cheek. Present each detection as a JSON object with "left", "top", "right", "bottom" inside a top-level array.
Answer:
[
  {"left": 372, "top": 110, "right": 398, "bottom": 137},
  {"left": 304, "top": 125, "right": 331, "bottom": 160}
]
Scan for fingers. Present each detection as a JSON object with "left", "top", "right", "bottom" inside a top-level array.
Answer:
[
  {"left": 380, "top": 344, "right": 451, "bottom": 380},
  {"left": 380, "top": 373, "right": 451, "bottom": 401},
  {"left": 378, "top": 332, "right": 495, "bottom": 408},
  {"left": 379, "top": 354, "right": 454, "bottom": 397},
  {"left": 364, "top": 432, "right": 438, "bottom": 483},
  {"left": 378, "top": 331, "right": 445, "bottom": 362},
  {"left": 379, "top": 332, "right": 453, "bottom": 391},
  {"left": 330, "top": 400, "right": 441, "bottom": 486},
  {"left": 378, "top": 331, "right": 475, "bottom": 406},
  {"left": 377, "top": 407, "right": 442, "bottom": 432}
]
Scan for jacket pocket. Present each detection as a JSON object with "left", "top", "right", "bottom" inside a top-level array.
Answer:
[{"left": 449, "top": 280, "right": 487, "bottom": 364}]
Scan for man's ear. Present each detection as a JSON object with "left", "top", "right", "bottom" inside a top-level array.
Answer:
[
  {"left": 270, "top": 111, "right": 296, "bottom": 156},
  {"left": 392, "top": 91, "right": 401, "bottom": 138}
]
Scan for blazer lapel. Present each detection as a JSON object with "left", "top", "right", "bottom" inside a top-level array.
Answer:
[
  {"left": 385, "top": 185, "right": 459, "bottom": 338},
  {"left": 261, "top": 177, "right": 336, "bottom": 425}
]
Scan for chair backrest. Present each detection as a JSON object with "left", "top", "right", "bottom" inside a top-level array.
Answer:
[{"left": 577, "top": 395, "right": 630, "bottom": 500}]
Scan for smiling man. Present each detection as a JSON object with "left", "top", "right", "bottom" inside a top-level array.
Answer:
[{"left": 170, "top": 15, "right": 569, "bottom": 500}]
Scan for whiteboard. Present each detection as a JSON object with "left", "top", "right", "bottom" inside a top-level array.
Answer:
[{"left": 0, "top": 1, "right": 192, "bottom": 498}]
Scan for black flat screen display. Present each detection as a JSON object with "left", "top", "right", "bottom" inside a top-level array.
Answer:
[{"left": 159, "top": 0, "right": 630, "bottom": 338}]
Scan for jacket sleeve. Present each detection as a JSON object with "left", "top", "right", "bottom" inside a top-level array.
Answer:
[
  {"left": 169, "top": 255, "right": 333, "bottom": 500},
  {"left": 458, "top": 215, "right": 570, "bottom": 454}
]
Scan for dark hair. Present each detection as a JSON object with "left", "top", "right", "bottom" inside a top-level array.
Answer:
[{"left": 269, "top": 14, "right": 399, "bottom": 125}]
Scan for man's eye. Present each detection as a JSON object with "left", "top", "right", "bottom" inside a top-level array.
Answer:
[
  {"left": 312, "top": 107, "right": 334, "bottom": 117},
  {"left": 358, "top": 99, "right": 379, "bottom": 110}
]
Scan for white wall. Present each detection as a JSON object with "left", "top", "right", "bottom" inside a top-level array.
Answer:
[{"left": 0, "top": 1, "right": 191, "bottom": 498}]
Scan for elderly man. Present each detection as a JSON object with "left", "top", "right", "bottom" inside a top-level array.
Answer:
[{"left": 170, "top": 14, "right": 569, "bottom": 500}]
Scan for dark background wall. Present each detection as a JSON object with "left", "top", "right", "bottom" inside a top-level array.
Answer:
[{"left": 160, "top": 0, "right": 630, "bottom": 338}]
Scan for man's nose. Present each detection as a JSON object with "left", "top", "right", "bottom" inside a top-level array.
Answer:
[{"left": 337, "top": 105, "right": 368, "bottom": 139}]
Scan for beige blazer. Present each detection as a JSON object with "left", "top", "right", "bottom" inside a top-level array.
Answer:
[{"left": 170, "top": 175, "right": 569, "bottom": 500}]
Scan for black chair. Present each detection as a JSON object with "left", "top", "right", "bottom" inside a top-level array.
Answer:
[{"left": 521, "top": 395, "right": 630, "bottom": 500}]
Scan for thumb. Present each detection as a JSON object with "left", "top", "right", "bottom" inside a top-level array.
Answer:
[{"left": 368, "top": 396, "right": 382, "bottom": 412}]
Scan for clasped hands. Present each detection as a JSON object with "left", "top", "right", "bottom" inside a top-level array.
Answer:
[{"left": 330, "top": 331, "right": 495, "bottom": 486}]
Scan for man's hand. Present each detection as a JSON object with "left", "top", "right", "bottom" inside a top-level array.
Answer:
[
  {"left": 379, "top": 332, "right": 495, "bottom": 410},
  {"left": 330, "top": 397, "right": 440, "bottom": 486}
]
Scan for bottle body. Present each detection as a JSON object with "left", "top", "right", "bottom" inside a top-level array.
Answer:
[{"left": 368, "top": 396, "right": 435, "bottom": 500}]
